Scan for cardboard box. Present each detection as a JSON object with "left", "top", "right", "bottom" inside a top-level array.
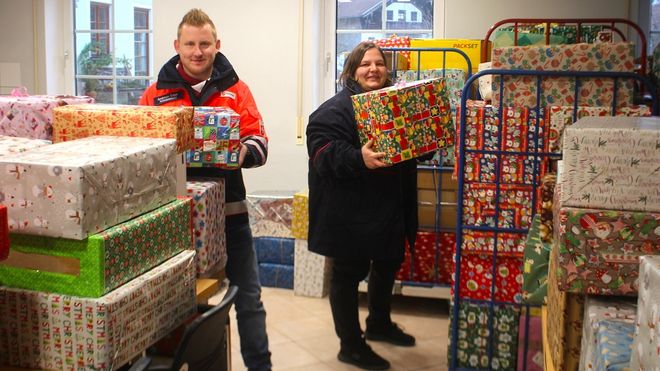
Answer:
[
  {"left": 417, "top": 170, "right": 457, "bottom": 190},
  {"left": 409, "top": 38, "right": 487, "bottom": 73},
  {"left": 0, "top": 136, "right": 177, "bottom": 239},
  {"left": 294, "top": 239, "right": 332, "bottom": 298},
  {"left": 418, "top": 203, "right": 457, "bottom": 229},
  {"left": 384, "top": 51, "right": 409, "bottom": 71},
  {"left": 0, "top": 198, "right": 192, "bottom": 298},
  {"left": 291, "top": 189, "right": 309, "bottom": 240}
]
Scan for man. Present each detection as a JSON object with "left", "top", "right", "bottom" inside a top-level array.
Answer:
[{"left": 139, "top": 8, "right": 271, "bottom": 371}]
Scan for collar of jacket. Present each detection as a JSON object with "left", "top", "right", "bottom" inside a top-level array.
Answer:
[
  {"left": 343, "top": 78, "right": 392, "bottom": 96},
  {"left": 155, "top": 52, "right": 240, "bottom": 105}
]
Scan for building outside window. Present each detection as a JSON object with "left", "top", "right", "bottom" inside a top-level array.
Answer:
[
  {"left": 335, "top": 0, "right": 433, "bottom": 90},
  {"left": 74, "top": 0, "right": 153, "bottom": 104},
  {"left": 651, "top": 0, "right": 660, "bottom": 52}
]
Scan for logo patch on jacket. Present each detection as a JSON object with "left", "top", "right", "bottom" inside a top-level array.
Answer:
[
  {"left": 154, "top": 91, "right": 183, "bottom": 105},
  {"left": 220, "top": 91, "right": 236, "bottom": 100}
]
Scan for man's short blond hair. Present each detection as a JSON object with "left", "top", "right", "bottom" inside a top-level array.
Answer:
[{"left": 177, "top": 8, "right": 217, "bottom": 40}]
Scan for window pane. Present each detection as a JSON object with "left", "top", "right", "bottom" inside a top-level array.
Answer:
[
  {"left": 387, "top": 0, "right": 433, "bottom": 30},
  {"left": 337, "top": 0, "right": 383, "bottom": 30},
  {"left": 77, "top": 78, "right": 113, "bottom": 102},
  {"left": 117, "top": 79, "right": 150, "bottom": 105},
  {"left": 75, "top": 33, "right": 113, "bottom": 76}
]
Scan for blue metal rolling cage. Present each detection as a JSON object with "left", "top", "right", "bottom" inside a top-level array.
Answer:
[
  {"left": 449, "top": 68, "right": 659, "bottom": 371},
  {"left": 381, "top": 46, "right": 472, "bottom": 292}
]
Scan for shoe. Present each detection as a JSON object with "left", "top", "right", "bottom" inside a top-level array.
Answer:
[
  {"left": 365, "top": 323, "right": 416, "bottom": 347},
  {"left": 337, "top": 342, "right": 390, "bottom": 370}
]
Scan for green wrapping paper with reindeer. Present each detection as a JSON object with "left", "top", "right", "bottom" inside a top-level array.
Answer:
[{"left": 559, "top": 116, "right": 660, "bottom": 213}]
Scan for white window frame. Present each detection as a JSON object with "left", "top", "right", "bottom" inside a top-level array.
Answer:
[
  {"left": 72, "top": 0, "right": 153, "bottom": 104},
  {"left": 321, "top": 0, "right": 445, "bottom": 100}
]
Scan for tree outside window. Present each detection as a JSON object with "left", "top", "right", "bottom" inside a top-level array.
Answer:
[
  {"left": 336, "top": 0, "right": 434, "bottom": 90},
  {"left": 74, "top": 0, "right": 153, "bottom": 104}
]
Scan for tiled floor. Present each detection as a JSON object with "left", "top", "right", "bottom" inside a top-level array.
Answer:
[{"left": 221, "top": 287, "right": 451, "bottom": 371}]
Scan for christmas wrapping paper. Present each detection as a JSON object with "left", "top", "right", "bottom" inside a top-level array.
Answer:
[
  {"left": 352, "top": 78, "right": 454, "bottom": 164},
  {"left": 0, "top": 205, "right": 7, "bottom": 261},
  {"left": 0, "top": 250, "right": 196, "bottom": 371},
  {"left": 522, "top": 215, "right": 551, "bottom": 305},
  {"left": 546, "top": 105, "right": 651, "bottom": 154},
  {"left": 559, "top": 116, "right": 660, "bottom": 213},
  {"left": 0, "top": 198, "right": 192, "bottom": 297},
  {"left": 462, "top": 183, "right": 534, "bottom": 230},
  {"left": 0, "top": 135, "right": 50, "bottom": 156},
  {"left": 186, "top": 179, "right": 226, "bottom": 275},
  {"left": 538, "top": 173, "right": 557, "bottom": 242},
  {"left": 291, "top": 189, "right": 308, "bottom": 240},
  {"left": 456, "top": 253, "right": 523, "bottom": 304},
  {"left": 554, "top": 206, "right": 660, "bottom": 296},
  {"left": 517, "top": 313, "right": 544, "bottom": 371},
  {"left": 247, "top": 191, "right": 294, "bottom": 238},
  {"left": 547, "top": 244, "right": 585, "bottom": 371},
  {"left": 0, "top": 95, "right": 94, "bottom": 140},
  {"left": 630, "top": 255, "right": 660, "bottom": 371},
  {"left": 397, "top": 231, "right": 454, "bottom": 284},
  {"left": 186, "top": 107, "right": 240, "bottom": 168},
  {"left": 579, "top": 296, "right": 637, "bottom": 371},
  {"left": 461, "top": 229, "right": 525, "bottom": 257},
  {"left": 594, "top": 319, "right": 635, "bottom": 371},
  {"left": 449, "top": 301, "right": 519, "bottom": 370},
  {"left": 258, "top": 262, "right": 294, "bottom": 289},
  {"left": 254, "top": 237, "right": 295, "bottom": 265},
  {"left": 458, "top": 102, "right": 548, "bottom": 185},
  {"left": 52, "top": 104, "right": 195, "bottom": 153},
  {"left": 491, "top": 42, "right": 635, "bottom": 108},
  {"left": 394, "top": 68, "right": 465, "bottom": 109},
  {"left": 374, "top": 34, "right": 411, "bottom": 65},
  {"left": 293, "top": 239, "right": 332, "bottom": 298},
  {"left": 0, "top": 136, "right": 177, "bottom": 240}
]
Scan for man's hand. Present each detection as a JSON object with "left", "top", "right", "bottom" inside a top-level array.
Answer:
[
  {"left": 238, "top": 143, "right": 248, "bottom": 168},
  {"left": 361, "top": 139, "right": 389, "bottom": 169}
]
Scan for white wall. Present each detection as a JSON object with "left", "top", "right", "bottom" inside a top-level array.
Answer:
[
  {"left": 153, "top": 0, "right": 312, "bottom": 193},
  {"left": 0, "top": 0, "right": 35, "bottom": 94},
  {"left": 443, "top": 0, "right": 633, "bottom": 39}
]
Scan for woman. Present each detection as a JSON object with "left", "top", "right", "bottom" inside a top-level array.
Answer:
[{"left": 306, "top": 41, "right": 418, "bottom": 370}]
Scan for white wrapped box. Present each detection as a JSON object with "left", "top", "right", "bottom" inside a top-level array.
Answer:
[
  {"left": 630, "top": 255, "right": 660, "bottom": 371},
  {"left": 186, "top": 178, "right": 226, "bottom": 275},
  {"left": 294, "top": 239, "right": 332, "bottom": 298},
  {"left": 560, "top": 116, "right": 660, "bottom": 212},
  {"left": 579, "top": 296, "right": 637, "bottom": 371},
  {"left": 0, "top": 135, "right": 50, "bottom": 156},
  {"left": 0, "top": 250, "right": 196, "bottom": 370},
  {"left": 0, "top": 136, "right": 177, "bottom": 239}
]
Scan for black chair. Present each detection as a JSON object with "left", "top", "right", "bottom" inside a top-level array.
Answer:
[{"left": 128, "top": 285, "right": 238, "bottom": 371}]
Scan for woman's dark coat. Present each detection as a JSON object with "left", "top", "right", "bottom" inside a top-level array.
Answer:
[{"left": 306, "top": 79, "right": 418, "bottom": 260}]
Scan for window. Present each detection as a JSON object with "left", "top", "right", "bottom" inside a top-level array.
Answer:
[
  {"left": 335, "top": 0, "right": 434, "bottom": 90},
  {"left": 74, "top": 0, "right": 153, "bottom": 104},
  {"left": 90, "top": 2, "right": 110, "bottom": 56},
  {"left": 134, "top": 8, "right": 149, "bottom": 76},
  {"left": 652, "top": 0, "right": 660, "bottom": 53}
]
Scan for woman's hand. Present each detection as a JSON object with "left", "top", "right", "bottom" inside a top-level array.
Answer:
[{"left": 361, "top": 139, "right": 389, "bottom": 169}]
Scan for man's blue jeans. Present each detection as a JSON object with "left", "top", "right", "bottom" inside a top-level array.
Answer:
[{"left": 225, "top": 219, "right": 271, "bottom": 371}]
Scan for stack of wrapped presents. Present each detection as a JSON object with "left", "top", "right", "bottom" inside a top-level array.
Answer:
[
  {"left": 545, "top": 116, "right": 660, "bottom": 370},
  {"left": 291, "top": 189, "right": 333, "bottom": 297},
  {"left": 0, "top": 97, "right": 236, "bottom": 369},
  {"left": 247, "top": 191, "right": 296, "bottom": 289}
]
